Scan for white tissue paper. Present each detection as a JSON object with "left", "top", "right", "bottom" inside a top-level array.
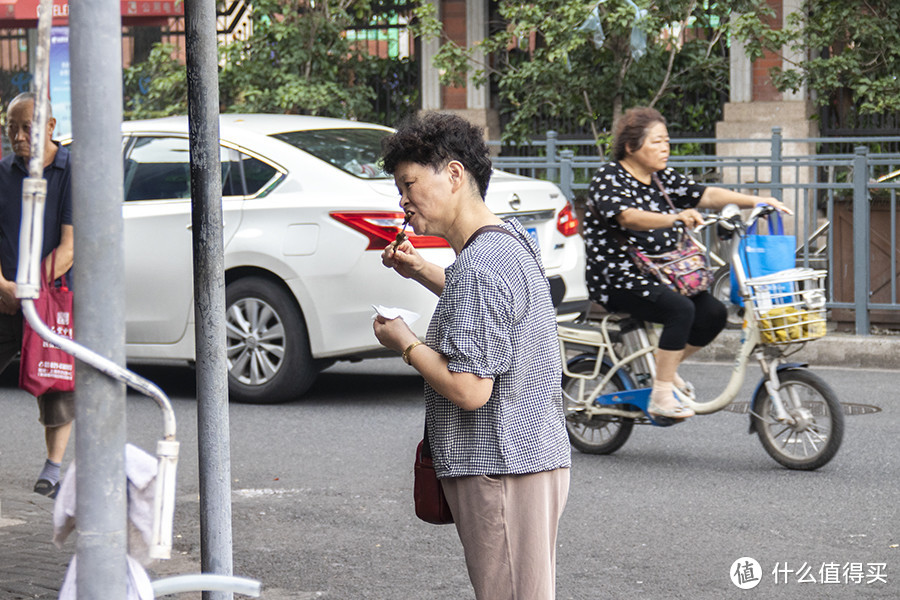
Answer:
[{"left": 371, "top": 305, "right": 420, "bottom": 325}]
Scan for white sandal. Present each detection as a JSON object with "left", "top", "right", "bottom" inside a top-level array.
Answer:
[
  {"left": 648, "top": 398, "right": 695, "bottom": 420},
  {"left": 674, "top": 376, "right": 696, "bottom": 401}
]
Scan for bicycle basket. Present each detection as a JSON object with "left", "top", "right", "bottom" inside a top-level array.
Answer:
[{"left": 745, "top": 267, "right": 828, "bottom": 345}]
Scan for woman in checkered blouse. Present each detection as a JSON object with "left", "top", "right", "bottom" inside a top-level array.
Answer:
[{"left": 373, "top": 112, "right": 571, "bottom": 600}]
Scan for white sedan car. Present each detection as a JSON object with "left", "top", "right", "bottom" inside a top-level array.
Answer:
[{"left": 107, "top": 114, "right": 587, "bottom": 403}]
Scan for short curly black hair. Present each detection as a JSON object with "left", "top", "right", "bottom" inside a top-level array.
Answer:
[{"left": 380, "top": 112, "right": 492, "bottom": 198}]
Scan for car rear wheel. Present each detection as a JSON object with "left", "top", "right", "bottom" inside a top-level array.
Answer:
[{"left": 225, "top": 277, "right": 317, "bottom": 403}]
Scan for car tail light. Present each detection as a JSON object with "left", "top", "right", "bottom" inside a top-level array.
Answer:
[
  {"left": 556, "top": 203, "right": 580, "bottom": 237},
  {"left": 330, "top": 212, "right": 451, "bottom": 250}
]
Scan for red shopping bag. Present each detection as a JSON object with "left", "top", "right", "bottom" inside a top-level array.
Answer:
[{"left": 19, "top": 259, "right": 75, "bottom": 397}]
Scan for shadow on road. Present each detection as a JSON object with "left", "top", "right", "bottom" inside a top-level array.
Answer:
[
  {"left": 305, "top": 369, "right": 424, "bottom": 403},
  {"left": 1, "top": 359, "right": 425, "bottom": 406}
]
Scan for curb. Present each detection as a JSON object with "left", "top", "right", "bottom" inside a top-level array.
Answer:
[{"left": 694, "top": 329, "right": 900, "bottom": 370}]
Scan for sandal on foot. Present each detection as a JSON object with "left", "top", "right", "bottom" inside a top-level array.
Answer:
[
  {"left": 34, "top": 478, "right": 60, "bottom": 499},
  {"left": 648, "top": 402, "right": 695, "bottom": 420},
  {"left": 677, "top": 380, "right": 696, "bottom": 401}
]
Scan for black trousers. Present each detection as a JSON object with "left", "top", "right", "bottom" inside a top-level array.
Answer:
[{"left": 606, "top": 287, "right": 727, "bottom": 351}]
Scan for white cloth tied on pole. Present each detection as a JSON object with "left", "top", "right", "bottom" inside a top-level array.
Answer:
[{"left": 53, "top": 443, "right": 161, "bottom": 600}]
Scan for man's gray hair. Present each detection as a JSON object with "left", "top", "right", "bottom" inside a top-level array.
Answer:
[{"left": 8, "top": 91, "right": 53, "bottom": 118}]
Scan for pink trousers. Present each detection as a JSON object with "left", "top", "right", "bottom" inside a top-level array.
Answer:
[{"left": 440, "top": 468, "right": 570, "bottom": 600}]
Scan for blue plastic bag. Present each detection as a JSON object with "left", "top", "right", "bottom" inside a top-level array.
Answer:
[{"left": 730, "top": 211, "right": 796, "bottom": 307}]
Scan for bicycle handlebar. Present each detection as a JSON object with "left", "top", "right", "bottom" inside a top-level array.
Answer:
[{"left": 693, "top": 202, "right": 779, "bottom": 234}]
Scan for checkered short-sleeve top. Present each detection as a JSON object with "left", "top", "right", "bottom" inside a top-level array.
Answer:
[{"left": 424, "top": 219, "right": 571, "bottom": 478}]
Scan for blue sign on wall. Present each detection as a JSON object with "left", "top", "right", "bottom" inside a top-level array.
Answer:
[{"left": 49, "top": 26, "right": 71, "bottom": 139}]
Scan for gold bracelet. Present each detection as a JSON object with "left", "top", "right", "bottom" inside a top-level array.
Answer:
[{"left": 402, "top": 340, "right": 425, "bottom": 365}]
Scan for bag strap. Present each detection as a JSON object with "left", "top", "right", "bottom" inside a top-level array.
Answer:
[
  {"left": 462, "top": 224, "right": 544, "bottom": 276},
  {"left": 747, "top": 209, "right": 784, "bottom": 236},
  {"left": 651, "top": 173, "right": 708, "bottom": 248},
  {"left": 49, "top": 249, "right": 56, "bottom": 287},
  {"left": 651, "top": 172, "right": 678, "bottom": 213},
  {"left": 602, "top": 192, "right": 690, "bottom": 252},
  {"left": 45, "top": 249, "right": 69, "bottom": 291}
]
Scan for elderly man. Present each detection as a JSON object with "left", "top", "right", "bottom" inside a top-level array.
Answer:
[{"left": 0, "top": 92, "right": 75, "bottom": 499}]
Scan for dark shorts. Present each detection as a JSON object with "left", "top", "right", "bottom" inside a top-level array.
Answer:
[
  {"left": 0, "top": 313, "right": 75, "bottom": 427},
  {"left": 37, "top": 392, "right": 75, "bottom": 427}
]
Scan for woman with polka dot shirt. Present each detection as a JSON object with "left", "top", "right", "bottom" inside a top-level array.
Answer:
[{"left": 582, "top": 107, "right": 791, "bottom": 420}]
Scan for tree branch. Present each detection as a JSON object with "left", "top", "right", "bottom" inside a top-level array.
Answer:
[
  {"left": 650, "top": 1, "right": 696, "bottom": 108},
  {"left": 582, "top": 90, "right": 600, "bottom": 143}
]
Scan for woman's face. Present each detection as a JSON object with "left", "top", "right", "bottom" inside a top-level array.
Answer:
[
  {"left": 393, "top": 160, "right": 453, "bottom": 237},
  {"left": 628, "top": 121, "right": 670, "bottom": 173}
]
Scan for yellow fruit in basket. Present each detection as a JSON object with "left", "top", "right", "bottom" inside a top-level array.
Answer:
[
  {"left": 803, "top": 312, "right": 827, "bottom": 338},
  {"left": 760, "top": 306, "right": 802, "bottom": 343}
]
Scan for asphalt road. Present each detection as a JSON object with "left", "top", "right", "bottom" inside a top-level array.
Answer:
[{"left": 1, "top": 358, "right": 897, "bottom": 599}]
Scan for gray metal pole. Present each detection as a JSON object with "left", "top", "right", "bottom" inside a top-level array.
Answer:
[
  {"left": 852, "top": 146, "right": 870, "bottom": 335},
  {"left": 770, "top": 127, "right": 783, "bottom": 202},
  {"left": 183, "top": 1, "right": 234, "bottom": 598},
  {"left": 560, "top": 149, "right": 574, "bottom": 205},
  {"left": 546, "top": 130, "right": 558, "bottom": 182},
  {"left": 69, "top": 0, "right": 128, "bottom": 598}
]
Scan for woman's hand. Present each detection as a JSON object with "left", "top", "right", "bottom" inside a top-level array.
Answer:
[
  {"left": 759, "top": 197, "right": 794, "bottom": 215},
  {"left": 382, "top": 239, "right": 425, "bottom": 280},
  {"left": 373, "top": 315, "right": 418, "bottom": 354},
  {"left": 674, "top": 208, "right": 706, "bottom": 229},
  {"left": 698, "top": 187, "right": 795, "bottom": 216},
  {"left": 0, "top": 280, "right": 18, "bottom": 315},
  {"left": 381, "top": 238, "right": 446, "bottom": 297}
]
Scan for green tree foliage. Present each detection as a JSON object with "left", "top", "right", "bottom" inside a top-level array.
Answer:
[
  {"left": 219, "top": 0, "right": 376, "bottom": 118},
  {"left": 123, "top": 0, "right": 418, "bottom": 124},
  {"left": 123, "top": 43, "right": 188, "bottom": 120},
  {"left": 412, "top": 0, "right": 769, "bottom": 143},
  {"left": 733, "top": 0, "right": 900, "bottom": 121}
]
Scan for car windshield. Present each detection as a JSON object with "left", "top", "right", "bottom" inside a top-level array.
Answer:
[{"left": 272, "top": 128, "right": 390, "bottom": 179}]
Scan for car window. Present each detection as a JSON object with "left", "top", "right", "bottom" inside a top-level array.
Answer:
[
  {"left": 270, "top": 128, "right": 389, "bottom": 179},
  {"left": 124, "top": 137, "right": 192, "bottom": 201},
  {"left": 124, "top": 136, "right": 255, "bottom": 201},
  {"left": 237, "top": 152, "right": 279, "bottom": 196}
]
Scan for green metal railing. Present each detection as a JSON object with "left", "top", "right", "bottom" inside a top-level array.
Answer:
[{"left": 490, "top": 129, "right": 900, "bottom": 335}]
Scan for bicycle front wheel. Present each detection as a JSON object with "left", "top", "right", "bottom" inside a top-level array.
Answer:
[
  {"left": 563, "top": 358, "right": 634, "bottom": 455},
  {"left": 751, "top": 369, "right": 844, "bottom": 470}
]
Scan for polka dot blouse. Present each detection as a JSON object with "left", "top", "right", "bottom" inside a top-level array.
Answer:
[{"left": 583, "top": 162, "right": 705, "bottom": 306}]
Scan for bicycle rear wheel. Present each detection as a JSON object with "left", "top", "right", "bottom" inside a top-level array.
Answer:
[
  {"left": 563, "top": 358, "right": 634, "bottom": 455},
  {"left": 751, "top": 369, "right": 844, "bottom": 470}
]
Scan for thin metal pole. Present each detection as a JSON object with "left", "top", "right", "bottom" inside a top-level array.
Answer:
[
  {"left": 183, "top": 1, "right": 234, "bottom": 598},
  {"left": 560, "top": 149, "right": 574, "bottom": 205},
  {"left": 852, "top": 146, "right": 870, "bottom": 335},
  {"left": 770, "top": 126, "right": 783, "bottom": 203},
  {"left": 546, "top": 130, "right": 558, "bottom": 182},
  {"left": 68, "top": 0, "right": 128, "bottom": 597}
]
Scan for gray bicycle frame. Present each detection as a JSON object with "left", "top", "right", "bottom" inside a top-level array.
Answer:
[{"left": 562, "top": 205, "right": 799, "bottom": 422}]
